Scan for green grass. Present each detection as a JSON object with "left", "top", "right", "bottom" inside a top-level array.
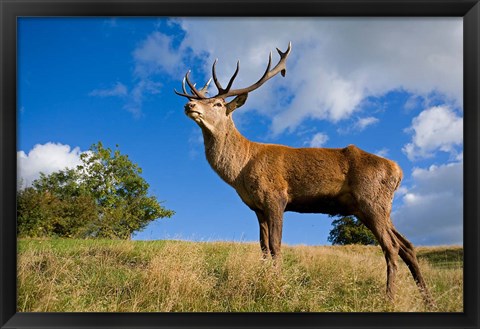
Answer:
[
  {"left": 17, "top": 239, "right": 463, "bottom": 312},
  {"left": 417, "top": 247, "right": 463, "bottom": 269}
]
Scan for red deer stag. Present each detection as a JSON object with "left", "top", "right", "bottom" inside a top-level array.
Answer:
[{"left": 175, "top": 43, "right": 433, "bottom": 304}]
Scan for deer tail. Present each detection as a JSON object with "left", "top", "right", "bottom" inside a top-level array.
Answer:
[{"left": 392, "top": 161, "right": 403, "bottom": 191}]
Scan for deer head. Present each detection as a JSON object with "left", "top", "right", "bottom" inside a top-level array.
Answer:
[{"left": 175, "top": 43, "right": 292, "bottom": 133}]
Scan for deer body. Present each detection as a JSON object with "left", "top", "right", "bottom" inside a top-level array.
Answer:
[
  {"left": 200, "top": 113, "right": 402, "bottom": 243},
  {"left": 176, "top": 43, "right": 434, "bottom": 305}
]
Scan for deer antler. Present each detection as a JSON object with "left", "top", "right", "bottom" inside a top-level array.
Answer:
[
  {"left": 174, "top": 72, "right": 212, "bottom": 99},
  {"left": 213, "top": 42, "right": 291, "bottom": 98},
  {"left": 175, "top": 42, "right": 292, "bottom": 100},
  {"left": 212, "top": 59, "right": 240, "bottom": 96}
]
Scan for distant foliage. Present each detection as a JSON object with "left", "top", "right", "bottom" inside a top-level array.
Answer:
[
  {"left": 328, "top": 216, "right": 378, "bottom": 246},
  {"left": 17, "top": 142, "right": 174, "bottom": 239}
]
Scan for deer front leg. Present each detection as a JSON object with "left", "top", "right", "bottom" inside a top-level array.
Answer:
[
  {"left": 264, "top": 197, "right": 287, "bottom": 259},
  {"left": 255, "top": 211, "right": 270, "bottom": 258},
  {"left": 268, "top": 213, "right": 283, "bottom": 259}
]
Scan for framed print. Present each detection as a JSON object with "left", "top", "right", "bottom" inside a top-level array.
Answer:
[{"left": 1, "top": 0, "right": 479, "bottom": 328}]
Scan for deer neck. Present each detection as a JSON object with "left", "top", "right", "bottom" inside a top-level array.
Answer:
[{"left": 201, "top": 118, "right": 253, "bottom": 186}]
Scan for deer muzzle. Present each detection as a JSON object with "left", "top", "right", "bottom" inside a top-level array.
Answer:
[{"left": 184, "top": 102, "right": 202, "bottom": 121}]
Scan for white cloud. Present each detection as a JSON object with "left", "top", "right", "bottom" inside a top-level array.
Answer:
[
  {"left": 392, "top": 161, "right": 463, "bottom": 245},
  {"left": 403, "top": 106, "right": 463, "bottom": 160},
  {"left": 89, "top": 82, "right": 128, "bottom": 97},
  {"left": 133, "top": 31, "right": 183, "bottom": 78},
  {"left": 375, "top": 148, "right": 389, "bottom": 158},
  {"left": 338, "top": 116, "right": 380, "bottom": 134},
  {"left": 455, "top": 152, "right": 463, "bottom": 162},
  {"left": 355, "top": 116, "right": 379, "bottom": 131},
  {"left": 91, "top": 29, "right": 181, "bottom": 117},
  {"left": 123, "top": 79, "right": 163, "bottom": 117},
  {"left": 307, "top": 132, "right": 329, "bottom": 147},
  {"left": 174, "top": 17, "right": 462, "bottom": 135},
  {"left": 17, "top": 143, "right": 84, "bottom": 188},
  {"left": 101, "top": 30, "right": 180, "bottom": 116}
]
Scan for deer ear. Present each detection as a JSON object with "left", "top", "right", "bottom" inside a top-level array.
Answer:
[{"left": 226, "top": 93, "right": 248, "bottom": 115}]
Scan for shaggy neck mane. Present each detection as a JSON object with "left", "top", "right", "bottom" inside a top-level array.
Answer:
[{"left": 202, "top": 118, "right": 253, "bottom": 186}]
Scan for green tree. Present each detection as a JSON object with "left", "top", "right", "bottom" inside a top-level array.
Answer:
[
  {"left": 17, "top": 185, "right": 98, "bottom": 238},
  {"left": 17, "top": 187, "right": 51, "bottom": 237},
  {"left": 18, "top": 142, "right": 174, "bottom": 239},
  {"left": 328, "top": 216, "right": 378, "bottom": 245}
]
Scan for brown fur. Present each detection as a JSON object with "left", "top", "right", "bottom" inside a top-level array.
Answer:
[{"left": 182, "top": 89, "right": 434, "bottom": 306}]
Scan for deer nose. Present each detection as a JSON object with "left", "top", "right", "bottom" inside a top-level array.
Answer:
[{"left": 185, "top": 103, "right": 196, "bottom": 111}]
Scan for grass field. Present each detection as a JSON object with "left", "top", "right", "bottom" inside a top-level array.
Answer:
[{"left": 17, "top": 239, "right": 463, "bottom": 312}]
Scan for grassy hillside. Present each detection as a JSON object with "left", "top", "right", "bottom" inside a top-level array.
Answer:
[{"left": 17, "top": 239, "right": 463, "bottom": 312}]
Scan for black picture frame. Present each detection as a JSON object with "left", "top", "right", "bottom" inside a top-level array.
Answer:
[{"left": 1, "top": 0, "right": 478, "bottom": 328}]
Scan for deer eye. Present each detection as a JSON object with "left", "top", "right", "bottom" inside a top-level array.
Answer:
[{"left": 214, "top": 102, "right": 222, "bottom": 107}]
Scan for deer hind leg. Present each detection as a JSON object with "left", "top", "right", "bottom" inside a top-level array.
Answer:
[
  {"left": 362, "top": 216, "right": 400, "bottom": 300},
  {"left": 379, "top": 228, "right": 400, "bottom": 300},
  {"left": 391, "top": 227, "right": 436, "bottom": 307},
  {"left": 255, "top": 211, "right": 270, "bottom": 258}
]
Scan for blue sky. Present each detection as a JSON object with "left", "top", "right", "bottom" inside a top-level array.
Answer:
[{"left": 17, "top": 17, "right": 463, "bottom": 246}]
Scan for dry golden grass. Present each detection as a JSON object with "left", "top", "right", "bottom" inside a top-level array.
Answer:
[{"left": 17, "top": 239, "right": 463, "bottom": 312}]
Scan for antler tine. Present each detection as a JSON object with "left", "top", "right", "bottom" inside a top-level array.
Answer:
[
  {"left": 174, "top": 88, "right": 198, "bottom": 99},
  {"left": 212, "top": 59, "right": 240, "bottom": 95},
  {"left": 212, "top": 59, "right": 225, "bottom": 93},
  {"left": 277, "top": 41, "right": 292, "bottom": 77},
  {"left": 185, "top": 71, "right": 204, "bottom": 98},
  {"left": 189, "top": 83, "right": 197, "bottom": 95},
  {"left": 256, "top": 52, "right": 272, "bottom": 86},
  {"left": 224, "top": 60, "right": 240, "bottom": 93},
  {"left": 182, "top": 77, "right": 188, "bottom": 94},
  {"left": 174, "top": 74, "right": 204, "bottom": 99},
  {"left": 216, "top": 42, "right": 292, "bottom": 99},
  {"left": 199, "top": 77, "right": 212, "bottom": 95}
]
